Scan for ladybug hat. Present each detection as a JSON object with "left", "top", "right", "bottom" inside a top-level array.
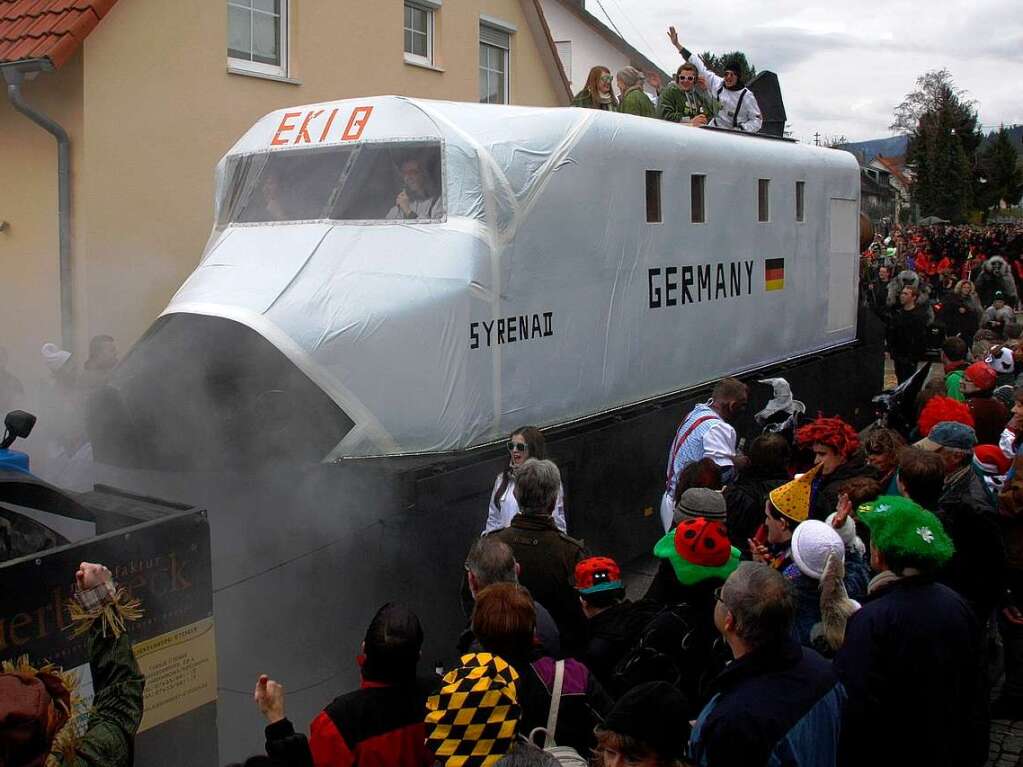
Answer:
[
  {"left": 653, "top": 518, "right": 740, "bottom": 586},
  {"left": 574, "top": 556, "right": 624, "bottom": 594}
]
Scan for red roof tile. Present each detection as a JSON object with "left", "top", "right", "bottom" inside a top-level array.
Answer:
[{"left": 0, "top": 0, "right": 118, "bottom": 69}]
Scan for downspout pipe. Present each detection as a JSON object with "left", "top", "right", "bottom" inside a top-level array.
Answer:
[{"left": 2, "top": 58, "right": 72, "bottom": 351}]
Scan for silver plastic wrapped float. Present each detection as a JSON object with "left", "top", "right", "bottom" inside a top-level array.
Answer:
[
  {"left": 84, "top": 97, "right": 866, "bottom": 762},
  {"left": 102, "top": 95, "right": 861, "bottom": 468}
]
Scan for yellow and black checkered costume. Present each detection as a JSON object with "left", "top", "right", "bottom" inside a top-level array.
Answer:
[{"left": 424, "top": 652, "right": 520, "bottom": 767}]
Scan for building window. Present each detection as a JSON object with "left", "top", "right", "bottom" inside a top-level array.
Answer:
[
  {"left": 646, "top": 171, "right": 662, "bottom": 223},
  {"left": 479, "top": 24, "right": 510, "bottom": 104},
  {"left": 228, "top": 0, "right": 287, "bottom": 77},
  {"left": 404, "top": 2, "right": 434, "bottom": 65},
  {"left": 691, "top": 174, "right": 706, "bottom": 223},
  {"left": 796, "top": 181, "right": 805, "bottom": 222},
  {"left": 758, "top": 178, "right": 770, "bottom": 222}
]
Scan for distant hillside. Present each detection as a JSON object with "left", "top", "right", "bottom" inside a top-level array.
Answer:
[
  {"left": 981, "top": 125, "right": 1023, "bottom": 149},
  {"left": 837, "top": 136, "right": 909, "bottom": 163}
]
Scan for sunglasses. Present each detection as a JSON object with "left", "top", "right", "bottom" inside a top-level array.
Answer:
[
  {"left": 599, "top": 75, "right": 613, "bottom": 83},
  {"left": 678, "top": 75, "right": 696, "bottom": 81},
  {"left": 507, "top": 442, "right": 528, "bottom": 453}
]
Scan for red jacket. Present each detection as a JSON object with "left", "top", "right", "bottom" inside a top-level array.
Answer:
[{"left": 308, "top": 678, "right": 435, "bottom": 767}]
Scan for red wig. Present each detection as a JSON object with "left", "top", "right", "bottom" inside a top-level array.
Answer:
[
  {"left": 795, "top": 416, "right": 860, "bottom": 459},
  {"left": 917, "top": 395, "right": 975, "bottom": 437}
]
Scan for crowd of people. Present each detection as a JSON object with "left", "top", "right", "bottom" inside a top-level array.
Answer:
[
  {"left": 864, "top": 222, "right": 1023, "bottom": 382},
  {"left": 570, "top": 26, "right": 763, "bottom": 134},
  {"left": 7, "top": 234, "right": 1023, "bottom": 763},
  {"left": 223, "top": 353, "right": 1023, "bottom": 765}
]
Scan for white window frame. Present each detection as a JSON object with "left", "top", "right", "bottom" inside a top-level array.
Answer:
[
  {"left": 479, "top": 20, "right": 512, "bottom": 105},
  {"left": 404, "top": 1, "right": 438, "bottom": 67},
  {"left": 228, "top": 0, "right": 288, "bottom": 78}
]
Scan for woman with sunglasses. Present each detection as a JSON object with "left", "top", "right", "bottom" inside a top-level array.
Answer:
[
  {"left": 571, "top": 65, "right": 618, "bottom": 111},
  {"left": 483, "top": 426, "right": 566, "bottom": 534},
  {"left": 657, "top": 62, "right": 716, "bottom": 126}
]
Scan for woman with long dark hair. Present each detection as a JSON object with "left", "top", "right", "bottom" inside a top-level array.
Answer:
[
  {"left": 571, "top": 65, "right": 618, "bottom": 110},
  {"left": 482, "top": 426, "right": 566, "bottom": 533}
]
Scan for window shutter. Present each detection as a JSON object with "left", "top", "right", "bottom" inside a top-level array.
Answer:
[{"left": 480, "top": 24, "right": 510, "bottom": 49}]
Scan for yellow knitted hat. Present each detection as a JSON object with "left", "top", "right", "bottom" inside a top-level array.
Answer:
[{"left": 768, "top": 464, "right": 823, "bottom": 523}]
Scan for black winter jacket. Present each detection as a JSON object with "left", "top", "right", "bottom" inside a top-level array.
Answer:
[
  {"left": 723, "top": 472, "right": 787, "bottom": 555},
  {"left": 834, "top": 576, "right": 980, "bottom": 767}
]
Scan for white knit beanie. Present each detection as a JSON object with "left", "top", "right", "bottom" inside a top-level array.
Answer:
[
  {"left": 791, "top": 520, "right": 845, "bottom": 580},
  {"left": 41, "top": 342, "right": 71, "bottom": 372}
]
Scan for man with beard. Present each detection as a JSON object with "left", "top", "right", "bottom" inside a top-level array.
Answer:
[{"left": 666, "top": 27, "right": 762, "bottom": 133}]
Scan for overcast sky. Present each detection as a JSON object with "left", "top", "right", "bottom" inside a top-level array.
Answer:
[{"left": 584, "top": 0, "right": 1023, "bottom": 144}]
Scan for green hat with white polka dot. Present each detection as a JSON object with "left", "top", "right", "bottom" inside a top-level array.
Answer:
[{"left": 857, "top": 495, "right": 955, "bottom": 567}]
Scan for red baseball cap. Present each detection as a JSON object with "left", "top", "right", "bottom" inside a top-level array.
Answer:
[
  {"left": 964, "top": 361, "right": 997, "bottom": 391},
  {"left": 574, "top": 557, "right": 623, "bottom": 594}
]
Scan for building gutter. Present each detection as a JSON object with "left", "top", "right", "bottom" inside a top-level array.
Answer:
[{"left": 1, "top": 58, "right": 73, "bottom": 350}]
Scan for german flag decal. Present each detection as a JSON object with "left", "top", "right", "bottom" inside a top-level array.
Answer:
[{"left": 765, "top": 258, "right": 785, "bottom": 291}]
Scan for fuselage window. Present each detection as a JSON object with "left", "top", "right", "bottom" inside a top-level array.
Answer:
[
  {"left": 758, "top": 178, "right": 770, "bottom": 223},
  {"left": 217, "top": 141, "right": 445, "bottom": 225},
  {"left": 796, "top": 181, "right": 806, "bottom": 222},
  {"left": 691, "top": 174, "right": 706, "bottom": 224},
  {"left": 646, "top": 170, "right": 662, "bottom": 223}
]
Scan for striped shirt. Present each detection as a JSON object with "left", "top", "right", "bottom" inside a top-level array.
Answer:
[{"left": 666, "top": 403, "right": 738, "bottom": 497}]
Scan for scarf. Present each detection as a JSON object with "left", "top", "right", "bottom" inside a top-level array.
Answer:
[{"left": 599, "top": 92, "right": 613, "bottom": 105}]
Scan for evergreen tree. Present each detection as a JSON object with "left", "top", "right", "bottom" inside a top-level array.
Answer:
[
  {"left": 977, "top": 127, "right": 1023, "bottom": 217},
  {"left": 697, "top": 51, "right": 757, "bottom": 84},
  {"left": 892, "top": 70, "right": 981, "bottom": 223}
]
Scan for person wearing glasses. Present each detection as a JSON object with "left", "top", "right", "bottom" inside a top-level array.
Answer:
[
  {"left": 689, "top": 562, "right": 843, "bottom": 766},
  {"left": 571, "top": 65, "right": 618, "bottom": 111},
  {"left": 666, "top": 26, "right": 762, "bottom": 133},
  {"left": 483, "top": 426, "right": 566, "bottom": 534},
  {"left": 657, "top": 62, "right": 717, "bottom": 126}
]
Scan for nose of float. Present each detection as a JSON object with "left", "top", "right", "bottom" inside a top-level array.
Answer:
[{"left": 87, "top": 314, "right": 354, "bottom": 470}]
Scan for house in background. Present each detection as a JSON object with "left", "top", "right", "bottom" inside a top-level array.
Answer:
[
  {"left": 869, "top": 154, "right": 912, "bottom": 218},
  {"left": 539, "top": 0, "right": 667, "bottom": 97},
  {"left": 0, "top": 0, "right": 570, "bottom": 394}
]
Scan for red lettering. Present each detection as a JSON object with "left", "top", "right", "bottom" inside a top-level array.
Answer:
[
  {"left": 318, "top": 108, "right": 339, "bottom": 142},
  {"left": 271, "top": 111, "right": 302, "bottom": 146},
  {"left": 295, "top": 109, "right": 324, "bottom": 144},
  {"left": 341, "top": 106, "right": 374, "bottom": 141}
]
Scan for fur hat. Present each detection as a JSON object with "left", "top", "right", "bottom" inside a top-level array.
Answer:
[
  {"left": 768, "top": 464, "right": 823, "bottom": 523},
  {"left": 795, "top": 416, "right": 860, "bottom": 459},
  {"left": 858, "top": 496, "right": 955, "bottom": 567},
  {"left": 791, "top": 520, "right": 846, "bottom": 580},
  {"left": 917, "top": 396, "right": 974, "bottom": 437}
]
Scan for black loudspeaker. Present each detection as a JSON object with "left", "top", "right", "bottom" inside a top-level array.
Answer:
[{"left": 747, "top": 71, "right": 787, "bottom": 138}]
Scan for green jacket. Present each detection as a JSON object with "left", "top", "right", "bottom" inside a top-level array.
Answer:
[
  {"left": 54, "top": 627, "right": 146, "bottom": 766},
  {"left": 571, "top": 89, "right": 616, "bottom": 111},
  {"left": 946, "top": 369, "right": 966, "bottom": 402},
  {"left": 618, "top": 87, "right": 655, "bottom": 118},
  {"left": 657, "top": 82, "right": 717, "bottom": 123}
]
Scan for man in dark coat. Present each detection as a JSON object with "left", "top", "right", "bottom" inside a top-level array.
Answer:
[
  {"left": 834, "top": 496, "right": 982, "bottom": 767},
  {"left": 574, "top": 556, "right": 655, "bottom": 696},
  {"left": 887, "top": 284, "right": 930, "bottom": 383},
  {"left": 689, "top": 562, "right": 844, "bottom": 766},
  {"left": 491, "top": 458, "right": 587, "bottom": 652}
]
